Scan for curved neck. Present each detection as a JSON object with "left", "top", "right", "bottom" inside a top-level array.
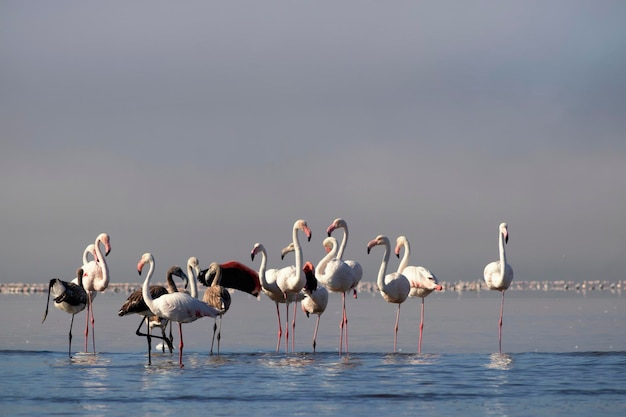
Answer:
[
  {"left": 141, "top": 257, "right": 156, "bottom": 311},
  {"left": 376, "top": 240, "right": 391, "bottom": 292},
  {"left": 397, "top": 239, "right": 410, "bottom": 273},
  {"left": 317, "top": 240, "right": 337, "bottom": 277},
  {"left": 187, "top": 263, "right": 199, "bottom": 299},
  {"left": 166, "top": 270, "right": 180, "bottom": 293},
  {"left": 94, "top": 236, "right": 109, "bottom": 289},
  {"left": 337, "top": 227, "right": 348, "bottom": 260},
  {"left": 292, "top": 225, "right": 303, "bottom": 283},
  {"left": 212, "top": 265, "right": 222, "bottom": 287},
  {"left": 257, "top": 248, "right": 269, "bottom": 288}
]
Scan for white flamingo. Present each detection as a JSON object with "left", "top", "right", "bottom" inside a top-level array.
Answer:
[
  {"left": 251, "top": 243, "right": 302, "bottom": 353},
  {"left": 75, "top": 233, "right": 111, "bottom": 353},
  {"left": 137, "top": 253, "right": 219, "bottom": 367},
  {"left": 274, "top": 219, "right": 311, "bottom": 353},
  {"left": 42, "top": 267, "right": 88, "bottom": 358},
  {"left": 326, "top": 218, "right": 362, "bottom": 354},
  {"left": 118, "top": 265, "right": 188, "bottom": 363},
  {"left": 367, "top": 235, "right": 411, "bottom": 352},
  {"left": 483, "top": 222, "right": 514, "bottom": 353},
  {"left": 394, "top": 236, "right": 442, "bottom": 353}
]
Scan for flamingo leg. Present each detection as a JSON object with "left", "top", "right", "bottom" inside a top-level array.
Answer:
[
  {"left": 178, "top": 322, "right": 184, "bottom": 368},
  {"left": 68, "top": 313, "right": 75, "bottom": 358},
  {"left": 216, "top": 315, "right": 223, "bottom": 355},
  {"left": 292, "top": 301, "right": 297, "bottom": 353},
  {"left": 418, "top": 297, "right": 425, "bottom": 354},
  {"left": 284, "top": 301, "right": 290, "bottom": 354},
  {"left": 274, "top": 302, "right": 283, "bottom": 353},
  {"left": 135, "top": 317, "right": 173, "bottom": 359},
  {"left": 394, "top": 303, "right": 401, "bottom": 352},
  {"left": 83, "top": 298, "right": 90, "bottom": 353},
  {"left": 499, "top": 290, "right": 505, "bottom": 353},
  {"left": 210, "top": 319, "right": 217, "bottom": 355},
  {"left": 89, "top": 292, "right": 96, "bottom": 353},
  {"left": 312, "top": 314, "right": 321, "bottom": 352}
]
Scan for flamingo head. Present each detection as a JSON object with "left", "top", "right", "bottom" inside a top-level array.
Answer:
[
  {"left": 251, "top": 243, "right": 264, "bottom": 262},
  {"left": 326, "top": 218, "right": 346, "bottom": 237},
  {"left": 137, "top": 253, "right": 152, "bottom": 275},
  {"left": 281, "top": 242, "right": 295, "bottom": 260},
  {"left": 295, "top": 219, "right": 312, "bottom": 242},
  {"left": 500, "top": 222, "right": 509, "bottom": 244},
  {"left": 394, "top": 236, "right": 408, "bottom": 259},
  {"left": 98, "top": 233, "right": 111, "bottom": 256},
  {"left": 322, "top": 236, "right": 336, "bottom": 254},
  {"left": 302, "top": 261, "right": 318, "bottom": 292},
  {"left": 367, "top": 235, "right": 388, "bottom": 254}
]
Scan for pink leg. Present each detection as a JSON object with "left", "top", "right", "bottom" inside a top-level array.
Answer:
[
  {"left": 291, "top": 301, "right": 297, "bottom": 353},
  {"left": 178, "top": 322, "right": 184, "bottom": 368},
  {"left": 394, "top": 304, "right": 401, "bottom": 352},
  {"left": 284, "top": 301, "right": 290, "bottom": 354},
  {"left": 418, "top": 297, "right": 425, "bottom": 354},
  {"left": 339, "top": 292, "right": 346, "bottom": 355},
  {"left": 275, "top": 302, "right": 283, "bottom": 353},
  {"left": 90, "top": 293, "right": 96, "bottom": 353},
  {"left": 498, "top": 290, "right": 505, "bottom": 353}
]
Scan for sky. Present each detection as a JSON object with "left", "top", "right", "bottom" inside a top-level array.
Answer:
[{"left": 1, "top": 1, "right": 626, "bottom": 285}]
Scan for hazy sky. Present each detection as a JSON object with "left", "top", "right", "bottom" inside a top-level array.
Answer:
[{"left": 2, "top": 1, "right": 625, "bottom": 285}]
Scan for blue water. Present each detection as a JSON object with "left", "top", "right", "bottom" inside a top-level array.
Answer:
[{"left": 1, "top": 290, "right": 625, "bottom": 416}]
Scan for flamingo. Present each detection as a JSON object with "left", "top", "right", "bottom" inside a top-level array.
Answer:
[
  {"left": 326, "top": 218, "right": 362, "bottom": 354},
  {"left": 251, "top": 242, "right": 301, "bottom": 352},
  {"left": 300, "top": 261, "right": 328, "bottom": 352},
  {"left": 118, "top": 265, "right": 188, "bottom": 364},
  {"left": 77, "top": 232, "right": 111, "bottom": 354},
  {"left": 275, "top": 219, "right": 312, "bottom": 353},
  {"left": 198, "top": 261, "right": 261, "bottom": 297},
  {"left": 394, "top": 236, "right": 442, "bottom": 353},
  {"left": 200, "top": 263, "right": 232, "bottom": 355},
  {"left": 483, "top": 222, "right": 514, "bottom": 353},
  {"left": 42, "top": 267, "right": 88, "bottom": 358},
  {"left": 367, "top": 235, "right": 411, "bottom": 352},
  {"left": 196, "top": 260, "right": 261, "bottom": 354},
  {"left": 137, "top": 253, "right": 220, "bottom": 367}
]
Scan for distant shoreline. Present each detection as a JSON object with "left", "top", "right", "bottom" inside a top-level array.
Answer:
[{"left": 1, "top": 279, "right": 623, "bottom": 295}]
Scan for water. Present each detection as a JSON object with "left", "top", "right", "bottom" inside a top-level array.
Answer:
[{"left": 1, "top": 289, "right": 625, "bottom": 416}]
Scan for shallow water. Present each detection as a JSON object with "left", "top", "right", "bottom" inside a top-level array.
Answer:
[{"left": 1, "top": 290, "right": 625, "bottom": 416}]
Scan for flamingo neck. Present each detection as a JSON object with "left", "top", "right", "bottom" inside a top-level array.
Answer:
[
  {"left": 397, "top": 239, "right": 410, "bottom": 273},
  {"left": 337, "top": 227, "right": 348, "bottom": 260},
  {"left": 188, "top": 264, "right": 199, "bottom": 299},
  {"left": 257, "top": 249, "right": 269, "bottom": 289},
  {"left": 141, "top": 256, "right": 156, "bottom": 311},
  {"left": 317, "top": 240, "right": 337, "bottom": 278},
  {"left": 376, "top": 240, "right": 391, "bottom": 293},
  {"left": 499, "top": 231, "right": 507, "bottom": 278},
  {"left": 93, "top": 236, "right": 109, "bottom": 291},
  {"left": 292, "top": 226, "right": 303, "bottom": 286}
]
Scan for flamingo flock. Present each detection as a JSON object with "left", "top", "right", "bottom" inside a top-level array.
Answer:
[{"left": 41, "top": 220, "right": 514, "bottom": 364}]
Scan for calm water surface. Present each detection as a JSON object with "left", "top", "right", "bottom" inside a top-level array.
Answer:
[{"left": 1, "top": 290, "right": 625, "bottom": 416}]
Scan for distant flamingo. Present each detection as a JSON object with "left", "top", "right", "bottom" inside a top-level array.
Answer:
[
  {"left": 118, "top": 265, "right": 188, "bottom": 364},
  {"left": 394, "top": 236, "right": 442, "bottom": 353},
  {"left": 42, "top": 267, "right": 88, "bottom": 358},
  {"left": 326, "top": 218, "right": 362, "bottom": 354},
  {"left": 275, "top": 219, "right": 312, "bottom": 353},
  {"left": 251, "top": 243, "right": 300, "bottom": 352},
  {"left": 137, "top": 253, "right": 220, "bottom": 367},
  {"left": 483, "top": 222, "right": 514, "bottom": 353},
  {"left": 367, "top": 235, "right": 411, "bottom": 352},
  {"left": 300, "top": 261, "right": 328, "bottom": 352},
  {"left": 77, "top": 233, "right": 111, "bottom": 353}
]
